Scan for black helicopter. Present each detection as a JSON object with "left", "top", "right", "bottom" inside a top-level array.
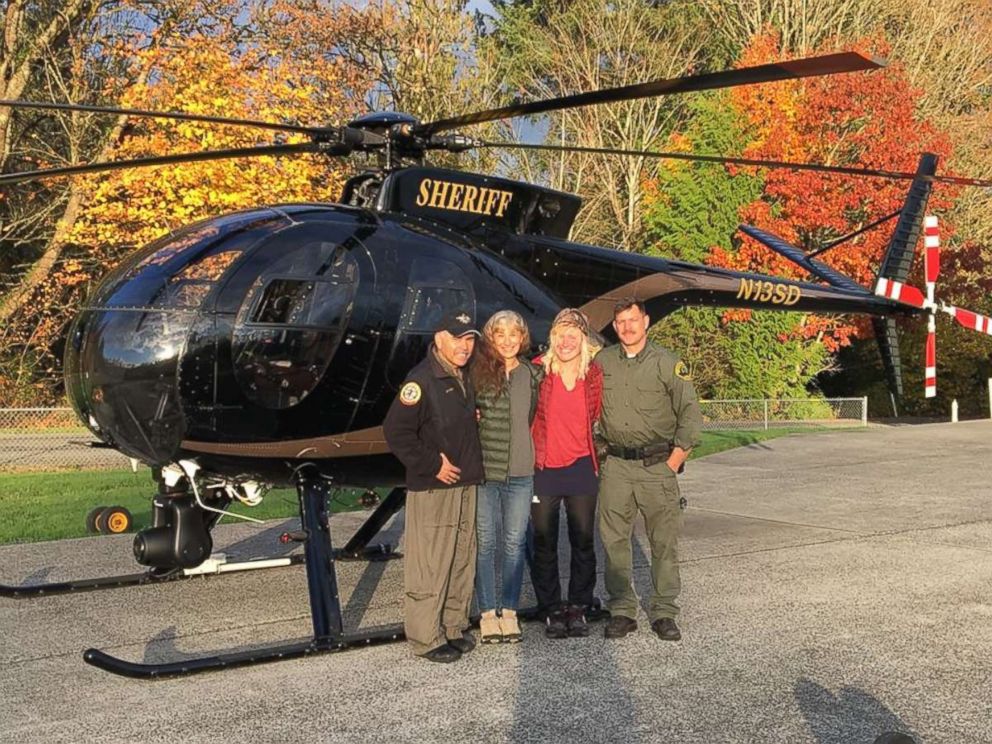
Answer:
[{"left": 2, "top": 50, "right": 991, "bottom": 678}]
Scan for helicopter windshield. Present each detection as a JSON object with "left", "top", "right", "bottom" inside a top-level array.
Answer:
[{"left": 64, "top": 211, "right": 291, "bottom": 463}]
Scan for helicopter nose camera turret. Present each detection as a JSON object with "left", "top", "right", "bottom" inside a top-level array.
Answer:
[{"left": 133, "top": 478, "right": 212, "bottom": 569}]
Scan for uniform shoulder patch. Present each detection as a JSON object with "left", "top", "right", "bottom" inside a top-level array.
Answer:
[
  {"left": 674, "top": 360, "right": 692, "bottom": 381},
  {"left": 399, "top": 381, "right": 422, "bottom": 406}
]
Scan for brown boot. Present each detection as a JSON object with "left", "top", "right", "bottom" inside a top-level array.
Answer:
[
  {"left": 500, "top": 609, "right": 522, "bottom": 643},
  {"left": 480, "top": 610, "right": 502, "bottom": 644}
]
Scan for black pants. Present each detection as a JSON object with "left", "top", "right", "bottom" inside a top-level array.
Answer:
[{"left": 529, "top": 491, "right": 597, "bottom": 612}]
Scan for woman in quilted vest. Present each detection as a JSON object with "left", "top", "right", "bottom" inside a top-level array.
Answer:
[
  {"left": 470, "top": 310, "right": 542, "bottom": 643},
  {"left": 530, "top": 308, "right": 603, "bottom": 638}
]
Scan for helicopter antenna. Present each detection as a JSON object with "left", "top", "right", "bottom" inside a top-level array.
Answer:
[{"left": 416, "top": 51, "right": 883, "bottom": 135}]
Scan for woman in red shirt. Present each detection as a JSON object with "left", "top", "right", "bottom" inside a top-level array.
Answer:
[{"left": 530, "top": 308, "right": 603, "bottom": 638}]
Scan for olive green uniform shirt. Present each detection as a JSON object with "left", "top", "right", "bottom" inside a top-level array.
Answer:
[{"left": 598, "top": 341, "right": 702, "bottom": 451}]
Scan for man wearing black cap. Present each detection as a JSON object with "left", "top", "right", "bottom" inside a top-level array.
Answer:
[{"left": 383, "top": 308, "right": 485, "bottom": 662}]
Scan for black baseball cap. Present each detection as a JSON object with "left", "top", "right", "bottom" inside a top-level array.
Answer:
[{"left": 435, "top": 308, "right": 480, "bottom": 337}]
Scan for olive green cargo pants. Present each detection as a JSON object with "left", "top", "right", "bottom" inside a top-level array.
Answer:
[
  {"left": 403, "top": 485, "right": 477, "bottom": 656},
  {"left": 598, "top": 456, "right": 682, "bottom": 621}
]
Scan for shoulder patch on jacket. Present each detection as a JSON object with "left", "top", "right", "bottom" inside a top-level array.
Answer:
[
  {"left": 674, "top": 361, "right": 692, "bottom": 381},
  {"left": 399, "top": 382, "right": 422, "bottom": 406}
]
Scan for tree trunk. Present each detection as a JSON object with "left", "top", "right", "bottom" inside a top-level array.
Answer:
[
  {"left": 0, "top": 0, "right": 91, "bottom": 161},
  {"left": 0, "top": 74, "right": 145, "bottom": 324}
]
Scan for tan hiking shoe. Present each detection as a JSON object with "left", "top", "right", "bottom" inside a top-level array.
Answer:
[
  {"left": 480, "top": 611, "right": 502, "bottom": 644},
  {"left": 501, "top": 609, "right": 522, "bottom": 643}
]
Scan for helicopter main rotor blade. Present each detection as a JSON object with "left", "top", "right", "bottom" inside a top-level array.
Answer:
[
  {"left": 482, "top": 141, "right": 992, "bottom": 189},
  {"left": 419, "top": 51, "right": 883, "bottom": 135},
  {"left": 0, "top": 99, "right": 322, "bottom": 135},
  {"left": 0, "top": 142, "right": 324, "bottom": 186}
]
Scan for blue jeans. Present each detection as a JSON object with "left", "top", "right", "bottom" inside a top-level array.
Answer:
[{"left": 475, "top": 476, "right": 533, "bottom": 612}]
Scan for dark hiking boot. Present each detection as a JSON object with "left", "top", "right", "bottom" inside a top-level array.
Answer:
[
  {"left": 565, "top": 605, "right": 590, "bottom": 637},
  {"left": 447, "top": 632, "right": 476, "bottom": 654},
  {"left": 651, "top": 617, "right": 681, "bottom": 642},
  {"left": 545, "top": 609, "right": 568, "bottom": 639},
  {"left": 422, "top": 644, "right": 461, "bottom": 663},
  {"left": 604, "top": 615, "right": 638, "bottom": 639}
]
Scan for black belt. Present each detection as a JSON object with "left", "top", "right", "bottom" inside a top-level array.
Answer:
[{"left": 606, "top": 443, "right": 670, "bottom": 460}]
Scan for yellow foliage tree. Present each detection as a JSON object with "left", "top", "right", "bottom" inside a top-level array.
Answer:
[
  {"left": 68, "top": 35, "right": 366, "bottom": 260},
  {"left": 0, "top": 4, "right": 373, "bottom": 405}
]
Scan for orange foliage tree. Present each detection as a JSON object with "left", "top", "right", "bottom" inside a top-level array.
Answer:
[{"left": 711, "top": 32, "right": 955, "bottom": 353}]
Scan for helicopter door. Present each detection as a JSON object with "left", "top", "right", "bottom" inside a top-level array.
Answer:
[
  {"left": 387, "top": 257, "right": 476, "bottom": 388},
  {"left": 231, "top": 244, "right": 359, "bottom": 411}
]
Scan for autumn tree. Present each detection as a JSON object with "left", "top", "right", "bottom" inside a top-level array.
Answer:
[
  {"left": 68, "top": 46, "right": 363, "bottom": 251},
  {"left": 714, "top": 33, "right": 952, "bottom": 337},
  {"left": 484, "top": 0, "right": 708, "bottom": 249},
  {"left": 1, "top": 0, "right": 122, "bottom": 312},
  {"left": 697, "top": 0, "right": 992, "bottom": 312},
  {"left": 0, "top": 2, "right": 247, "bottom": 322},
  {"left": 0, "top": 1, "right": 373, "bottom": 405},
  {"left": 0, "top": 1, "right": 212, "bottom": 404},
  {"left": 696, "top": 32, "right": 992, "bottom": 411},
  {"left": 641, "top": 92, "right": 832, "bottom": 398}
]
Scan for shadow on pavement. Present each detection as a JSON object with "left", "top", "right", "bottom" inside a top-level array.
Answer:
[
  {"left": 509, "top": 512, "right": 644, "bottom": 744},
  {"left": 16, "top": 567, "right": 54, "bottom": 587},
  {"left": 343, "top": 510, "right": 405, "bottom": 628},
  {"left": 796, "top": 677, "right": 920, "bottom": 744}
]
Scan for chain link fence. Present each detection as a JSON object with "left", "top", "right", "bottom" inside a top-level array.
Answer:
[
  {"left": 700, "top": 397, "right": 868, "bottom": 431},
  {"left": 0, "top": 407, "right": 134, "bottom": 471},
  {"left": 0, "top": 398, "right": 868, "bottom": 471}
]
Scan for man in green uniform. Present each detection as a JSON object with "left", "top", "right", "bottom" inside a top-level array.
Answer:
[{"left": 597, "top": 297, "right": 702, "bottom": 641}]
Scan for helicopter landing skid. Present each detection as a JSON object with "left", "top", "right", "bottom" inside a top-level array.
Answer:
[
  {"left": 83, "top": 628, "right": 405, "bottom": 679},
  {"left": 0, "top": 553, "right": 305, "bottom": 600},
  {"left": 83, "top": 470, "right": 406, "bottom": 678},
  {"left": 2, "top": 486, "right": 406, "bottom": 600}
]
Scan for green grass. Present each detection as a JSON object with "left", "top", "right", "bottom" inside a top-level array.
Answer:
[
  {"left": 689, "top": 426, "right": 835, "bottom": 460},
  {"left": 0, "top": 469, "right": 366, "bottom": 545},
  {"left": 0, "top": 427, "right": 838, "bottom": 545}
]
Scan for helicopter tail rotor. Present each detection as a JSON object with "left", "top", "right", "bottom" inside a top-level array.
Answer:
[{"left": 874, "top": 215, "right": 992, "bottom": 399}]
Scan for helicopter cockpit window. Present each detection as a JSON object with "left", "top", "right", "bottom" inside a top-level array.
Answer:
[
  {"left": 145, "top": 249, "right": 245, "bottom": 311},
  {"left": 231, "top": 246, "right": 359, "bottom": 409},
  {"left": 249, "top": 278, "right": 356, "bottom": 328},
  {"left": 399, "top": 258, "right": 476, "bottom": 333},
  {"left": 252, "top": 279, "right": 314, "bottom": 324},
  {"left": 261, "top": 240, "right": 354, "bottom": 279}
]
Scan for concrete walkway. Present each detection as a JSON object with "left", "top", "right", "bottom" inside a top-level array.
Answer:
[{"left": 2, "top": 422, "right": 991, "bottom": 743}]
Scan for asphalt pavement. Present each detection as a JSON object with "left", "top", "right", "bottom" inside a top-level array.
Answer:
[{"left": 1, "top": 421, "right": 991, "bottom": 743}]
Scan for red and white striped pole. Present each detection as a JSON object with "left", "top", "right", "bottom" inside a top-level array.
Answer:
[{"left": 924, "top": 215, "right": 939, "bottom": 398}]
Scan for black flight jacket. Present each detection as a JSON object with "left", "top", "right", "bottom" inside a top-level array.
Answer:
[{"left": 383, "top": 349, "right": 484, "bottom": 492}]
